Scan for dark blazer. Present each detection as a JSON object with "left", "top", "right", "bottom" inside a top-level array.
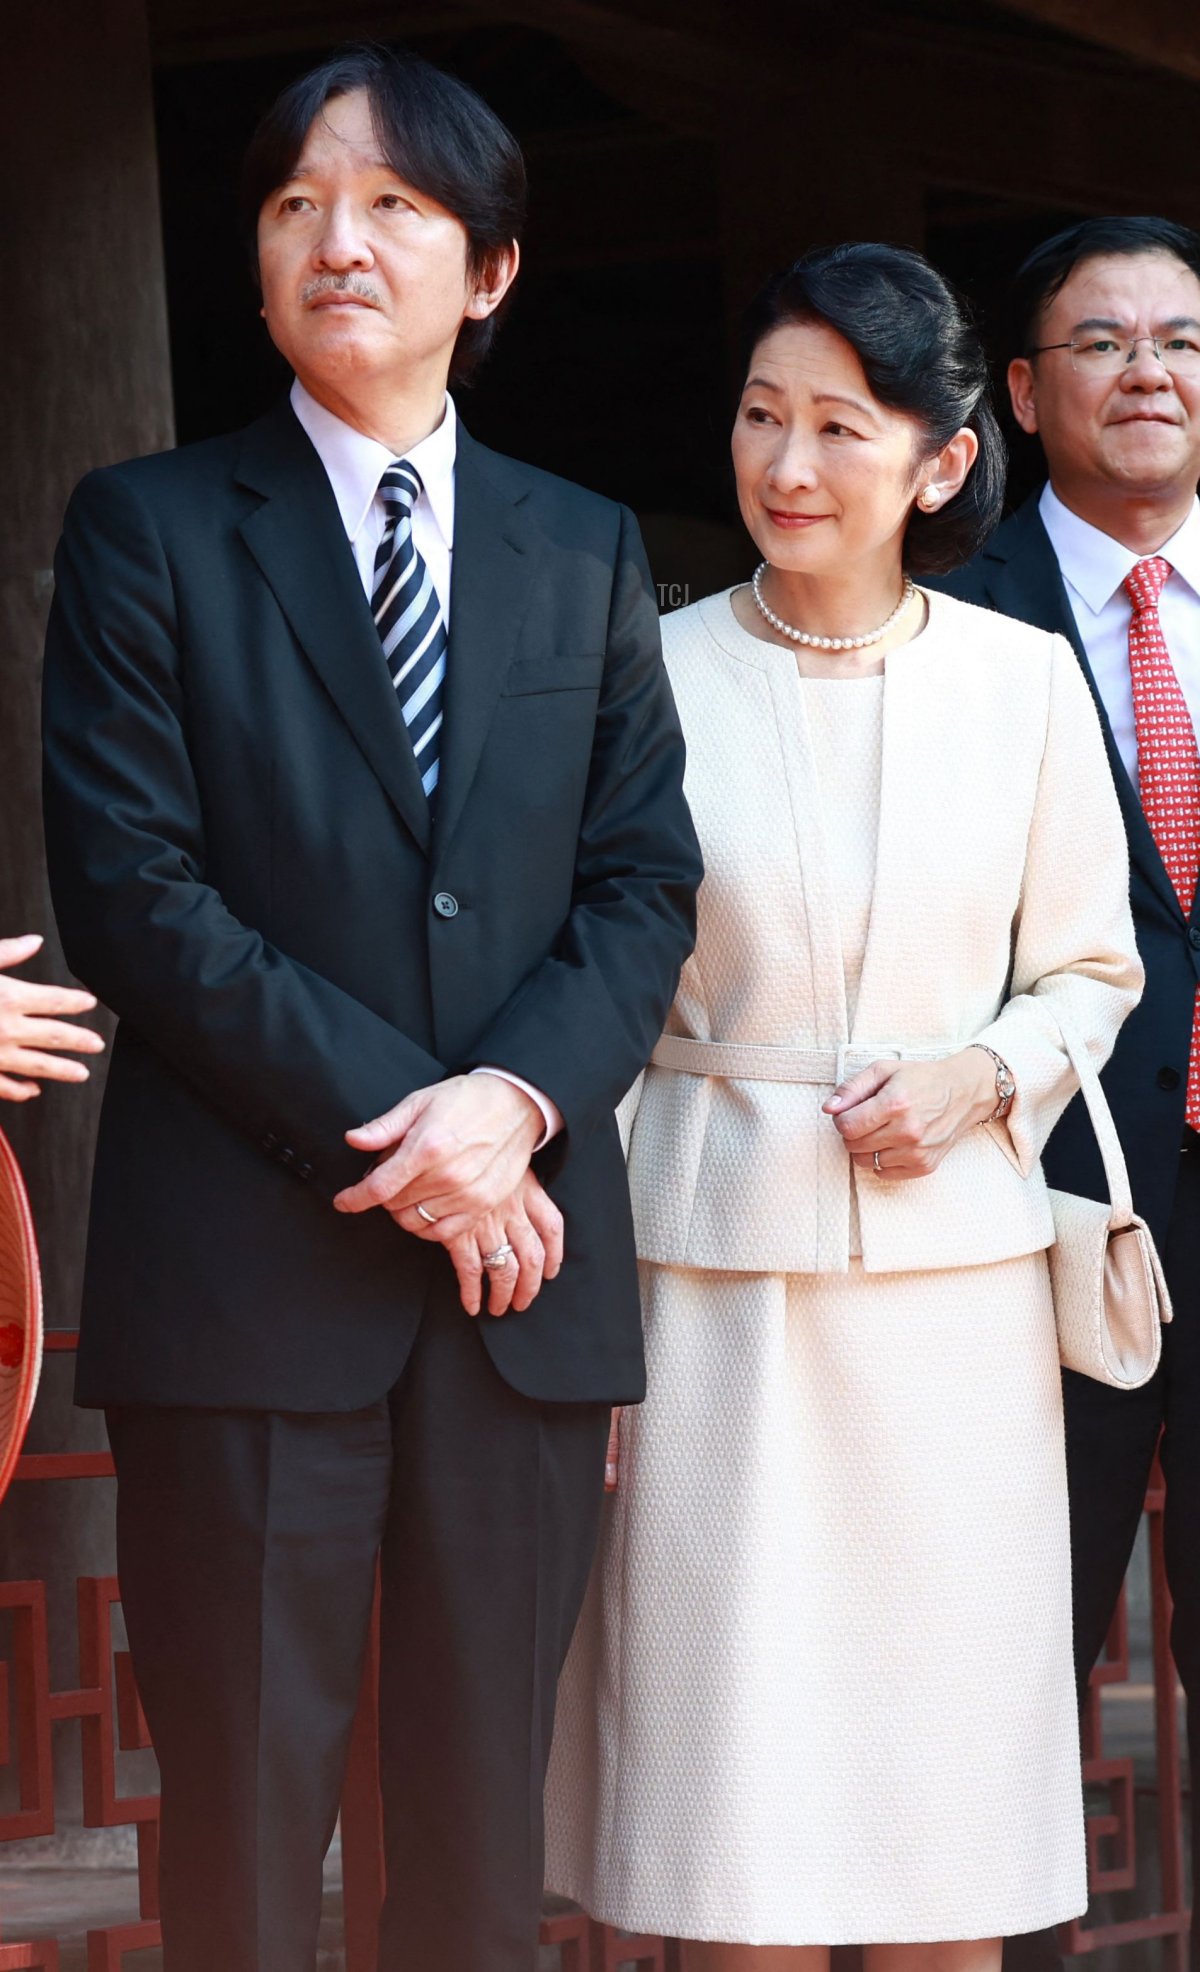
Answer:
[
  {"left": 42, "top": 400, "right": 701, "bottom": 1412},
  {"left": 934, "top": 490, "right": 1200, "bottom": 1249}
]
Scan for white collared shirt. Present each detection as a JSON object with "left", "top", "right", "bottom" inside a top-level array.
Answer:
[
  {"left": 289, "top": 377, "right": 561, "bottom": 1147},
  {"left": 1039, "top": 482, "right": 1200, "bottom": 788},
  {"left": 290, "top": 377, "right": 456, "bottom": 619}
]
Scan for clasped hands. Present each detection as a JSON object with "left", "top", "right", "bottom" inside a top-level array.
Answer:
[
  {"left": 335, "top": 1073, "right": 560, "bottom": 1318},
  {"left": 824, "top": 1048, "right": 999, "bottom": 1178},
  {"left": 330, "top": 1050, "right": 1000, "bottom": 1324}
]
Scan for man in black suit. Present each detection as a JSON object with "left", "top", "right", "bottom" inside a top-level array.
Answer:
[
  {"left": 41, "top": 46, "right": 700, "bottom": 1972},
  {"left": 938, "top": 215, "right": 1200, "bottom": 1970}
]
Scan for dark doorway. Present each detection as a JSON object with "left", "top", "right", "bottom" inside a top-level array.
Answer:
[{"left": 927, "top": 188, "right": 1089, "bottom": 511}]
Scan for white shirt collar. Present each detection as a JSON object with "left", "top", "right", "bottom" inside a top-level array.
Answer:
[
  {"left": 289, "top": 378, "right": 457, "bottom": 549},
  {"left": 1039, "top": 481, "right": 1200, "bottom": 617}
]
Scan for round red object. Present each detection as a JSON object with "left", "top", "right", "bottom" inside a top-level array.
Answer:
[{"left": 0, "top": 1125, "right": 43, "bottom": 1503}]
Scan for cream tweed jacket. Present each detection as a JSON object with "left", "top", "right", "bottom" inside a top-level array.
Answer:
[{"left": 625, "top": 587, "right": 1144, "bottom": 1276}]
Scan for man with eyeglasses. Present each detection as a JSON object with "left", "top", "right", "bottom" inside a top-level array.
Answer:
[{"left": 941, "top": 214, "right": 1200, "bottom": 1972}]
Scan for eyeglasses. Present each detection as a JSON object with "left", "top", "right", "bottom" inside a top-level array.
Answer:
[{"left": 1029, "top": 331, "right": 1200, "bottom": 377}]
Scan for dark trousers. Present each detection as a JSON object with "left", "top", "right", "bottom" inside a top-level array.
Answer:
[
  {"left": 107, "top": 1279, "right": 610, "bottom": 1972},
  {"left": 1006, "top": 1132, "right": 1200, "bottom": 1972}
]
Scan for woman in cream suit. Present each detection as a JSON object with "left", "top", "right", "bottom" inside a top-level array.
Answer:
[{"left": 546, "top": 245, "right": 1143, "bottom": 1971}]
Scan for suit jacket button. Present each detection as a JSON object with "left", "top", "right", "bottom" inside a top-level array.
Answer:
[
  {"left": 279, "top": 1146, "right": 295, "bottom": 1167},
  {"left": 262, "top": 1132, "right": 279, "bottom": 1153},
  {"left": 433, "top": 891, "right": 459, "bottom": 919},
  {"left": 1157, "top": 1066, "right": 1181, "bottom": 1091},
  {"left": 296, "top": 1161, "right": 314, "bottom": 1181},
  {"left": 1190, "top": 927, "right": 1200, "bottom": 950}
]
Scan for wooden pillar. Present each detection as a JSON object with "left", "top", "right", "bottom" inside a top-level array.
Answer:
[{"left": 0, "top": 0, "right": 173, "bottom": 1822}]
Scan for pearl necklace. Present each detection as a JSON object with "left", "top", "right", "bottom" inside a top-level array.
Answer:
[{"left": 751, "top": 562, "right": 916, "bottom": 651}]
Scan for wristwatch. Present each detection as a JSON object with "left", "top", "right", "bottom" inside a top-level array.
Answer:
[{"left": 970, "top": 1043, "right": 1016, "bottom": 1123}]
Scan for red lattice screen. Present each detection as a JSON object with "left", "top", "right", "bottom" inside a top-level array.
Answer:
[{"left": 0, "top": 1333, "right": 1189, "bottom": 1968}]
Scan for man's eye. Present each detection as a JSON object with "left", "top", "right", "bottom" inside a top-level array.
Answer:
[
  {"left": 1081, "top": 338, "right": 1119, "bottom": 354},
  {"left": 1166, "top": 336, "right": 1200, "bottom": 354}
]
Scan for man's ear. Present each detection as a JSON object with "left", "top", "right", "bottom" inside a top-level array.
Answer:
[
  {"left": 1007, "top": 356, "right": 1039, "bottom": 436},
  {"left": 465, "top": 240, "right": 520, "bottom": 322}
]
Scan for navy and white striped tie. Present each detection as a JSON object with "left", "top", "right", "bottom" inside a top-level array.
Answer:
[{"left": 371, "top": 461, "right": 447, "bottom": 803}]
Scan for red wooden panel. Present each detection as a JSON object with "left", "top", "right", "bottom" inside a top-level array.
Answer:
[
  {"left": 84, "top": 1922, "right": 160, "bottom": 1971},
  {"left": 541, "top": 1906, "right": 592, "bottom": 1971},
  {"left": 0, "top": 1331, "right": 1190, "bottom": 1968},
  {"left": 1061, "top": 1453, "right": 1190, "bottom": 1965},
  {"left": 0, "top": 1941, "right": 60, "bottom": 1970},
  {"left": 12, "top": 1454, "right": 115, "bottom": 1483},
  {"left": 589, "top": 1927, "right": 666, "bottom": 1969},
  {"left": 0, "top": 1582, "right": 54, "bottom": 1840}
]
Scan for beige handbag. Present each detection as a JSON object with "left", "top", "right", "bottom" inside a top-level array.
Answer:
[{"left": 1048, "top": 1021, "right": 1172, "bottom": 1389}]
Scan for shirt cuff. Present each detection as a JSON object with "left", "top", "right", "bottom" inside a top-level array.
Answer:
[{"left": 470, "top": 1067, "right": 563, "bottom": 1151}]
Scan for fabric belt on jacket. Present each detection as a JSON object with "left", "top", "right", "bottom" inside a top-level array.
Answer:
[{"left": 649, "top": 1035, "right": 948, "bottom": 1085}]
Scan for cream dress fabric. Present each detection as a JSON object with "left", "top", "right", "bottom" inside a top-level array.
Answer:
[{"left": 545, "top": 606, "right": 1092, "bottom": 1945}]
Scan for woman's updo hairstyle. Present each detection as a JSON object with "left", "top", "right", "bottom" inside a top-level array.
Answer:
[{"left": 740, "top": 243, "right": 1006, "bottom": 576}]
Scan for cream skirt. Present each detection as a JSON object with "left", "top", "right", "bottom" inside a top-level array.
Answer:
[{"left": 545, "top": 1254, "right": 1085, "bottom": 1945}]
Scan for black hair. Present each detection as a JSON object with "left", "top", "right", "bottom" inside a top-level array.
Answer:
[
  {"left": 1009, "top": 214, "right": 1200, "bottom": 357},
  {"left": 241, "top": 42, "right": 527, "bottom": 384},
  {"left": 740, "top": 242, "right": 1006, "bottom": 576}
]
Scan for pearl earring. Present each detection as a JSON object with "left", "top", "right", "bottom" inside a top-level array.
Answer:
[{"left": 919, "top": 486, "right": 940, "bottom": 511}]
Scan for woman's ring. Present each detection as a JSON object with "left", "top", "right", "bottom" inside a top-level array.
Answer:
[
  {"left": 482, "top": 1242, "right": 516, "bottom": 1270},
  {"left": 872, "top": 1151, "right": 883, "bottom": 1176},
  {"left": 416, "top": 1203, "right": 439, "bottom": 1226}
]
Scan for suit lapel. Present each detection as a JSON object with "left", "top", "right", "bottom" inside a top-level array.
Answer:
[
  {"left": 984, "top": 494, "right": 1181, "bottom": 923},
  {"left": 235, "top": 400, "right": 432, "bottom": 853},
  {"left": 433, "top": 430, "right": 537, "bottom": 852}
]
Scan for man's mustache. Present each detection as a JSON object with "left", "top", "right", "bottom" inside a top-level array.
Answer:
[{"left": 300, "top": 275, "right": 383, "bottom": 307}]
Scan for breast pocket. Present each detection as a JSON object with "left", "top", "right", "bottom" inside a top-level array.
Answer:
[{"left": 500, "top": 654, "right": 605, "bottom": 697}]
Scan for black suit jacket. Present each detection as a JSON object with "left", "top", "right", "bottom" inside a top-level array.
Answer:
[
  {"left": 934, "top": 491, "right": 1200, "bottom": 1249},
  {"left": 42, "top": 400, "right": 701, "bottom": 1411}
]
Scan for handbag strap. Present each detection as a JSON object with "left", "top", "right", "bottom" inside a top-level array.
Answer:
[{"left": 1055, "top": 1016, "right": 1134, "bottom": 1229}]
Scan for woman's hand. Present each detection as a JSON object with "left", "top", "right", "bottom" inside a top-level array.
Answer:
[
  {"left": 824, "top": 1049, "right": 999, "bottom": 1180},
  {"left": 0, "top": 934, "right": 106, "bottom": 1101},
  {"left": 445, "top": 1169, "right": 565, "bottom": 1317}
]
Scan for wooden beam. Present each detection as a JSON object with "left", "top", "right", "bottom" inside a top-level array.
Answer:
[
  {"left": 149, "top": 0, "right": 476, "bottom": 65},
  {"left": 992, "top": 0, "right": 1200, "bottom": 84},
  {"left": 844, "top": 16, "right": 1200, "bottom": 220},
  {"left": 146, "top": 0, "right": 1200, "bottom": 228}
]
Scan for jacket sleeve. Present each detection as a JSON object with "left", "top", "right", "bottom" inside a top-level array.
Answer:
[
  {"left": 42, "top": 467, "right": 445, "bottom": 1198},
  {"left": 971, "top": 633, "right": 1144, "bottom": 1177},
  {"left": 459, "top": 505, "right": 702, "bottom": 1158}
]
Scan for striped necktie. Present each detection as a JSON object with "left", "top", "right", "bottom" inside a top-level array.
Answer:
[
  {"left": 1124, "top": 555, "right": 1200, "bottom": 1129},
  {"left": 371, "top": 461, "right": 447, "bottom": 803}
]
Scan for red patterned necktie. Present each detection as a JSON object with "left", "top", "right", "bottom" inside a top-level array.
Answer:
[{"left": 1123, "top": 555, "right": 1200, "bottom": 1129}]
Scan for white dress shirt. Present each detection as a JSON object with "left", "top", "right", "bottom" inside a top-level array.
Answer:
[
  {"left": 290, "top": 378, "right": 561, "bottom": 1147},
  {"left": 1039, "top": 482, "right": 1200, "bottom": 789},
  {"left": 291, "top": 377, "right": 456, "bottom": 619}
]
